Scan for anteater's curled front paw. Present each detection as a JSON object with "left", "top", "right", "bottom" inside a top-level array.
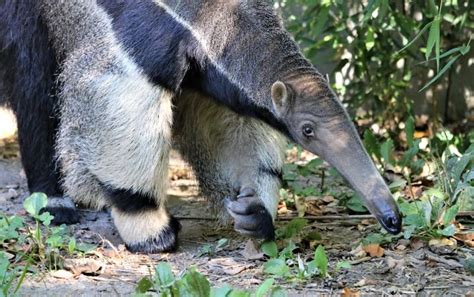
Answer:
[{"left": 224, "top": 187, "right": 275, "bottom": 240}]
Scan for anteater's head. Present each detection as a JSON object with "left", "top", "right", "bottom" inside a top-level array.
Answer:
[{"left": 270, "top": 77, "right": 402, "bottom": 234}]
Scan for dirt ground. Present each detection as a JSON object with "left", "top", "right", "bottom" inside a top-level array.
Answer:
[{"left": 0, "top": 110, "right": 473, "bottom": 296}]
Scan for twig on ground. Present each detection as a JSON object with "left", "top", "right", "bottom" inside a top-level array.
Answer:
[
  {"left": 425, "top": 252, "right": 464, "bottom": 268},
  {"left": 174, "top": 211, "right": 474, "bottom": 221},
  {"left": 278, "top": 214, "right": 376, "bottom": 220},
  {"left": 349, "top": 256, "right": 371, "bottom": 265},
  {"left": 97, "top": 233, "right": 120, "bottom": 254},
  {"left": 174, "top": 216, "right": 216, "bottom": 220}
]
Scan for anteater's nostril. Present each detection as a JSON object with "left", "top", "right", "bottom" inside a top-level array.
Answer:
[
  {"left": 366, "top": 194, "right": 402, "bottom": 234},
  {"left": 382, "top": 213, "right": 402, "bottom": 235},
  {"left": 389, "top": 216, "right": 396, "bottom": 227}
]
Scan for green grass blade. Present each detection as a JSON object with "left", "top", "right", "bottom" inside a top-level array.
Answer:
[
  {"left": 434, "top": 21, "right": 440, "bottom": 72},
  {"left": 397, "top": 21, "right": 432, "bottom": 54},
  {"left": 405, "top": 116, "right": 415, "bottom": 147},
  {"left": 363, "top": 0, "right": 380, "bottom": 23},
  {"left": 14, "top": 264, "right": 30, "bottom": 294},
  {"left": 416, "top": 45, "right": 464, "bottom": 65},
  {"left": 425, "top": 17, "right": 440, "bottom": 63},
  {"left": 419, "top": 54, "right": 460, "bottom": 92}
]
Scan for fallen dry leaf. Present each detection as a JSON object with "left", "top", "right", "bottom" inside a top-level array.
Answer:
[
  {"left": 248, "top": 278, "right": 262, "bottom": 285},
  {"left": 321, "top": 195, "right": 335, "bottom": 203},
  {"left": 277, "top": 201, "right": 289, "bottom": 214},
  {"left": 101, "top": 248, "right": 119, "bottom": 258},
  {"left": 341, "top": 287, "right": 360, "bottom": 297},
  {"left": 429, "top": 238, "right": 456, "bottom": 247},
  {"left": 295, "top": 195, "right": 306, "bottom": 217},
  {"left": 208, "top": 258, "right": 248, "bottom": 275},
  {"left": 363, "top": 244, "right": 384, "bottom": 257},
  {"left": 403, "top": 185, "right": 423, "bottom": 199},
  {"left": 414, "top": 130, "right": 430, "bottom": 139},
  {"left": 353, "top": 279, "right": 366, "bottom": 287},
  {"left": 51, "top": 270, "right": 74, "bottom": 279},
  {"left": 241, "top": 240, "right": 264, "bottom": 260},
  {"left": 304, "top": 200, "right": 323, "bottom": 216},
  {"left": 410, "top": 238, "right": 425, "bottom": 250},
  {"left": 349, "top": 244, "right": 367, "bottom": 258},
  {"left": 426, "top": 259, "right": 438, "bottom": 268},
  {"left": 64, "top": 258, "right": 103, "bottom": 276},
  {"left": 222, "top": 265, "right": 246, "bottom": 275},
  {"left": 386, "top": 256, "right": 405, "bottom": 270},
  {"left": 356, "top": 224, "right": 367, "bottom": 232},
  {"left": 395, "top": 244, "right": 407, "bottom": 251},
  {"left": 428, "top": 238, "right": 457, "bottom": 255},
  {"left": 322, "top": 202, "right": 342, "bottom": 214},
  {"left": 454, "top": 233, "right": 474, "bottom": 247}
]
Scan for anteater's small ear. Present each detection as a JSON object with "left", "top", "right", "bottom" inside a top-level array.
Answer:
[{"left": 271, "top": 81, "right": 288, "bottom": 115}]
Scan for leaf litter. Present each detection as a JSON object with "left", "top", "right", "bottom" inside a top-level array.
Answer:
[{"left": 0, "top": 142, "right": 473, "bottom": 295}]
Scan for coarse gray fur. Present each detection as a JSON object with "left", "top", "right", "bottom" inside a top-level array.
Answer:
[
  {"left": 40, "top": 0, "right": 175, "bottom": 246},
  {"left": 33, "top": 0, "right": 401, "bottom": 253},
  {"left": 154, "top": 0, "right": 401, "bottom": 234},
  {"left": 173, "top": 90, "right": 286, "bottom": 221},
  {"left": 154, "top": 0, "right": 320, "bottom": 108},
  {"left": 38, "top": 0, "right": 286, "bottom": 250}
]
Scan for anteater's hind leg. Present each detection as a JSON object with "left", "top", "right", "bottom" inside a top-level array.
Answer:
[
  {"left": 0, "top": 2, "right": 78, "bottom": 224},
  {"left": 173, "top": 91, "right": 286, "bottom": 239}
]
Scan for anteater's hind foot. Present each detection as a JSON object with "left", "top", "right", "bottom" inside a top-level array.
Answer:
[{"left": 41, "top": 196, "right": 80, "bottom": 225}]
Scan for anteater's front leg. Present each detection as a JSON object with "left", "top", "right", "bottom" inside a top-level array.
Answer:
[
  {"left": 110, "top": 202, "right": 181, "bottom": 253},
  {"left": 173, "top": 91, "right": 286, "bottom": 239}
]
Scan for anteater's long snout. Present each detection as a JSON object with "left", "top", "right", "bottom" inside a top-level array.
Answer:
[
  {"left": 303, "top": 119, "right": 402, "bottom": 234},
  {"left": 360, "top": 180, "right": 402, "bottom": 234}
]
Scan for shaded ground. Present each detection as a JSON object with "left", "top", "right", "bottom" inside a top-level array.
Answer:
[{"left": 0, "top": 111, "right": 473, "bottom": 296}]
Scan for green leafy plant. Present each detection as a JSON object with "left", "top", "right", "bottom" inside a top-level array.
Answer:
[
  {"left": 400, "top": 145, "right": 473, "bottom": 239},
  {"left": 261, "top": 240, "right": 330, "bottom": 281},
  {"left": 276, "top": 218, "right": 308, "bottom": 240},
  {"left": 397, "top": 1, "right": 472, "bottom": 91},
  {"left": 0, "top": 193, "right": 94, "bottom": 295},
  {"left": 259, "top": 218, "right": 339, "bottom": 282},
  {"left": 281, "top": 157, "right": 325, "bottom": 200},
  {"left": 0, "top": 251, "right": 29, "bottom": 297},
  {"left": 364, "top": 117, "right": 425, "bottom": 177},
  {"left": 280, "top": 0, "right": 472, "bottom": 127},
  {"left": 196, "top": 238, "right": 229, "bottom": 257},
  {"left": 20, "top": 193, "right": 88, "bottom": 268},
  {"left": 135, "top": 262, "right": 286, "bottom": 297}
]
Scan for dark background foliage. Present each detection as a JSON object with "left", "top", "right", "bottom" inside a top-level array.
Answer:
[{"left": 278, "top": 0, "right": 473, "bottom": 136}]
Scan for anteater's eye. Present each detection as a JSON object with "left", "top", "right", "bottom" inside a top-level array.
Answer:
[{"left": 302, "top": 124, "right": 314, "bottom": 138}]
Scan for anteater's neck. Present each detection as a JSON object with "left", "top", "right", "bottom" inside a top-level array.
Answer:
[
  {"left": 98, "top": 0, "right": 321, "bottom": 133},
  {"left": 158, "top": 1, "right": 321, "bottom": 101}
]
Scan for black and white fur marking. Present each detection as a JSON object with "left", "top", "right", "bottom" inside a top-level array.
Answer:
[
  {"left": 2, "top": 0, "right": 396, "bottom": 253},
  {"left": 0, "top": 0, "right": 295, "bottom": 252},
  {"left": 0, "top": 0, "right": 301, "bottom": 252}
]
